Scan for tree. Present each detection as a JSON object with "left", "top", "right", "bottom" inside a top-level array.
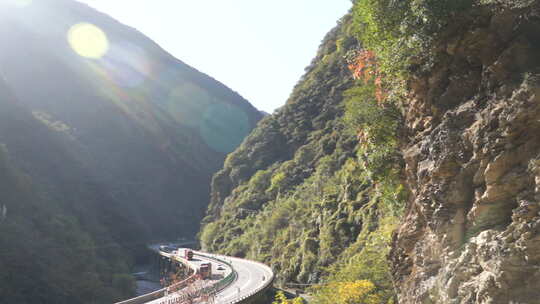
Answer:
[
  {"left": 272, "top": 291, "right": 304, "bottom": 304},
  {"left": 315, "top": 280, "right": 382, "bottom": 304}
]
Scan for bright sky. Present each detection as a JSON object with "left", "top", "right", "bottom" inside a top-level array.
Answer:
[{"left": 76, "top": 0, "right": 352, "bottom": 113}]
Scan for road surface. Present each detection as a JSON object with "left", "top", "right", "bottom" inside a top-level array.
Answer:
[
  {"left": 206, "top": 253, "right": 273, "bottom": 304},
  {"left": 141, "top": 249, "right": 273, "bottom": 304}
]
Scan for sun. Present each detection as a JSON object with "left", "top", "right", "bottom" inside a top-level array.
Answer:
[{"left": 68, "top": 23, "right": 109, "bottom": 59}]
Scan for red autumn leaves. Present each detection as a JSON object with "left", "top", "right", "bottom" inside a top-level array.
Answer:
[{"left": 347, "top": 50, "right": 385, "bottom": 103}]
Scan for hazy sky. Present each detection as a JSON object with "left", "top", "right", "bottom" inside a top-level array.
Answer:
[{"left": 76, "top": 0, "right": 352, "bottom": 113}]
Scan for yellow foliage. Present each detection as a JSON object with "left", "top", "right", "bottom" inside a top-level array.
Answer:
[
  {"left": 315, "top": 280, "right": 383, "bottom": 304},
  {"left": 272, "top": 291, "right": 304, "bottom": 304},
  {"left": 291, "top": 297, "right": 304, "bottom": 304}
]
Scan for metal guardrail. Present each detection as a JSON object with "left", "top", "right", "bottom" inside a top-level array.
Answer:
[
  {"left": 114, "top": 250, "right": 273, "bottom": 304},
  {"left": 113, "top": 251, "right": 226, "bottom": 304},
  {"left": 156, "top": 252, "right": 239, "bottom": 304},
  {"left": 114, "top": 272, "right": 198, "bottom": 304},
  {"left": 193, "top": 252, "right": 237, "bottom": 294},
  {"left": 150, "top": 252, "right": 238, "bottom": 304},
  {"left": 197, "top": 253, "right": 275, "bottom": 304},
  {"left": 224, "top": 258, "right": 274, "bottom": 304},
  {"left": 114, "top": 285, "right": 167, "bottom": 304}
]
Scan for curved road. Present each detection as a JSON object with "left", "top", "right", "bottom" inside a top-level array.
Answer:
[
  {"left": 207, "top": 254, "right": 273, "bottom": 304},
  {"left": 139, "top": 249, "right": 273, "bottom": 304}
]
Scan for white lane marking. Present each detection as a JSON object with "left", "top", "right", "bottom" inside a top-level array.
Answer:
[{"left": 216, "top": 259, "right": 257, "bottom": 302}]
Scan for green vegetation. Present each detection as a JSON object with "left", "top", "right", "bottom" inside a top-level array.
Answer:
[
  {"left": 310, "top": 210, "right": 399, "bottom": 304},
  {"left": 0, "top": 141, "right": 135, "bottom": 303},
  {"left": 201, "top": 2, "right": 484, "bottom": 303},
  {"left": 203, "top": 1, "right": 540, "bottom": 303},
  {"left": 313, "top": 280, "right": 383, "bottom": 304},
  {"left": 0, "top": 1, "right": 262, "bottom": 302},
  {"left": 272, "top": 291, "right": 304, "bottom": 304},
  {"left": 352, "top": 0, "right": 473, "bottom": 76},
  {"left": 201, "top": 12, "right": 406, "bottom": 304},
  {"left": 343, "top": 84, "right": 401, "bottom": 183}
]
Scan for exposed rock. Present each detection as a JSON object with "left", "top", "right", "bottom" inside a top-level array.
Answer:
[{"left": 391, "top": 2, "right": 540, "bottom": 303}]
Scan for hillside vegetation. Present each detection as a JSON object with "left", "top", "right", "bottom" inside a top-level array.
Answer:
[
  {"left": 0, "top": 81, "right": 136, "bottom": 302},
  {"left": 201, "top": 12, "right": 405, "bottom": 303},
  {"left": 0, "top": 0, "right": 261, "bottom": 239},
  {"left": 0, "top": 0, "right": 261, "bottom": 302},
  {"left": 203, "top": 0, "right": 540, "bottom": 303}
]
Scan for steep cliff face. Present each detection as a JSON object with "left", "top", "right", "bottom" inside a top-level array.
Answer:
[{"left": 391, "top": 2, "right": 540, "bottom": 303}]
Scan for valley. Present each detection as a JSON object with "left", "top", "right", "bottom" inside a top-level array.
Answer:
[{"left": 1, "top": 0, "right": 540, "bottom": 303}]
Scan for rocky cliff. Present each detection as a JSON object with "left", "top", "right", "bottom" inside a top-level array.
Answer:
[{"left": 390, "top": 1, "right": 540, "bottom": 303}]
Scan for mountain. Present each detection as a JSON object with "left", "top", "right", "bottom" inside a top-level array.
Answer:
[
  {"left": 0, "top": 78, "right": 138, "bottom": 302},
  {"left": 202, "top": 1, "right": 540, "bottom": 303},
  {"left": 200, "top": 13, "right": 402, "bottom": 302},
  {"left": 0, "top": 0, "right": 261, "bottom": 302},
  {"left": 0, "top": 0, "right": 262, "bottom": 238}
]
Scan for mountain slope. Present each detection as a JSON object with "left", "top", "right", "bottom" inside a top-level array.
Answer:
[
  {"left": 0, "top": 0, "right": 262, "bottom": 238},
  {"left": 0, "top": 0, "right": 261, "bottom": 302},
  {"left": 0, "top": 78, "right": 138, "bottom": 302},
  {"left": 203, "top": 1, "right": 540, "bottom": 303},
  {"left": 200, "top": 15, "right": 403, "bottom": 303}
]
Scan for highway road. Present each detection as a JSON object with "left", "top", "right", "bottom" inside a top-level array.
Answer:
[
  {"left": 206, "top": 253, "right": 273, "bottom": 304},
  {"left": 138, "top": 248, "right": 273, "bottom": 304}
]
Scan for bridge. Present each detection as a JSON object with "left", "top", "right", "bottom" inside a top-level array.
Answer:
[{"left": 115, "top": 247, "right": 274, "bottom": 304}]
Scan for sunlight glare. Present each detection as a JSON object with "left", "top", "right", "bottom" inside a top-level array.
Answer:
[
  {"left": 68, "top": 23, "right": 109, "bottom": 59},
  {"left": 200, "top": 103, "right": 250, "bottom": 153},
  {"left": 102, "top": 42, "right": 151, "bottom": 88},
  {"left": 167, "top": 83, "right": 212, "bottom": 127},
  {"left": 7, "top": 0, "right": 32, "bottom": 8}
]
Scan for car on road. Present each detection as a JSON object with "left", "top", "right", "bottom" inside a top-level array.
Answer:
[
  {"left": 159, "top": 245, "right": 174, "bottom": 253},
  {"left": 217, "top": 265, "right": 225, "bottom": 270}
]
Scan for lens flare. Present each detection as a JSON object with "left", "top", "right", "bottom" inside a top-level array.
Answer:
[
  {"left": 68, "top": 23, "right": 109, "bottom": 59},
  {"left": 102, "top": 42, "right": 151, "bottom": 88},
  {"left": 200, "top": 103, "right": 250, "bottom": 153},
  {"left": 167, "top": 83, "right": 212, "bottom": 126}
]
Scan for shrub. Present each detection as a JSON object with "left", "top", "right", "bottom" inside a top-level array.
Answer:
[
  {"left": 343, "top": 84, "right": 401, "bottom": 183},
  {"left": 200, "top": 222, "right": 219, "bottom": 249},
  {"left": 352, "top": 0, "right": 473, "bottom": 76},
  {"left": 268, "top": 172, "right": 287, "bottom": 194},
  {"left": 272, "top": 291, "right": 304, "bottom": 304},
  {"left": 314, "top": 280, "right": 382, "bottom": 304}
]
